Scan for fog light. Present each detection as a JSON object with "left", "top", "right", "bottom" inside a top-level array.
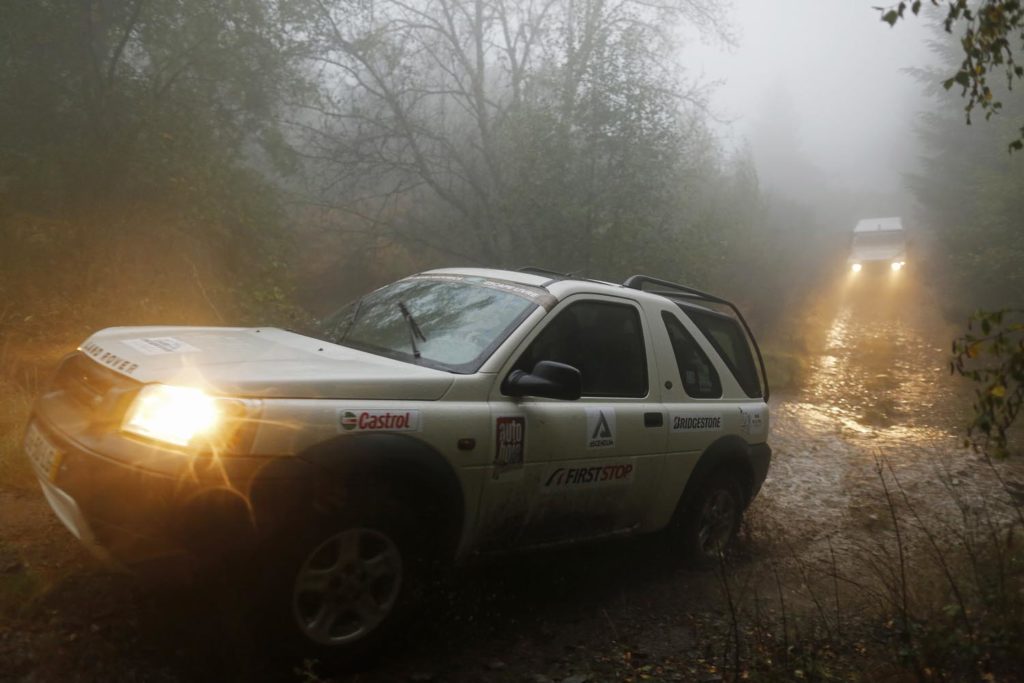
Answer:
[
  {"left": 851, "top": 263, "right": 862, "bottom": 273},
  {"left": 891, "top": 261, "right": 902, "bottom": 272}
]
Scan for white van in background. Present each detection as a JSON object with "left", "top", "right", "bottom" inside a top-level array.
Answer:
[{"left": 848, "top": 217, "right": 908, "bottom": 274}]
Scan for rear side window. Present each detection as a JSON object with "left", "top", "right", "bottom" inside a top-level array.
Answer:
[
  {"left": 661, "top": 312, "right": 721, "bottom": 399},
  {"left": 684, "top": 308, "right": 763, "bottom": 398}
]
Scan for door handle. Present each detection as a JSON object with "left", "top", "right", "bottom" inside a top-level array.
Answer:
[{"left": 644, "top": 412, "right": 663, "bottom": 428}]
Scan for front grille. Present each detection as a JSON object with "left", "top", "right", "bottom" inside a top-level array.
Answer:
[{"left": 51, "top": 353, "right": 140, "bottom": 422}]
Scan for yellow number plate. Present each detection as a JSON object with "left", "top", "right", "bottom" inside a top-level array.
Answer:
[{"left": 24, "top": 422, "right": 63, "bottom": 482}]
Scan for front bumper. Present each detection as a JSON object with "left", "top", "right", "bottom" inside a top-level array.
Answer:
[
  {"left": 36, "top": 470, "right": 120, "bottom": 567},
  {"left": 25, "top": 412, "right": 316, "bottom": 571}
]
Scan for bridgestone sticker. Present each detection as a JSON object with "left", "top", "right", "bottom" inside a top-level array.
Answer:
[
  {"left": 121, "top": 337, "right": 200, "bottom": 355},
  {"left": 670, "top": 413, "right": 723, "bottom": 432},
  {"left": 586, "top": 408, "right": 616, "bottom": 449},
  {"left": 340, "top": 410, "right": 420, "bottom": 432},
  {"left": 543, "top": 463, "right": 634, "bottom": 492},
  {"left": 494, "top": 416, "right": 525, "bottom": 468}
]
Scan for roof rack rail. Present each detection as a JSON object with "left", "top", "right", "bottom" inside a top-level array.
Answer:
[{"left": 623, "top": 275, "right": 770, "bottom": 401}]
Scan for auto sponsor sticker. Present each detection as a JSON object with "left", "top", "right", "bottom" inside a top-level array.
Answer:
[
  {"left": 585, "top": 408, "right": 616, "bottom": 449},
  {"left": 670, "top": 412, "right": 723, "bottom": 432},
  {"left": 120, "top": 337, "right": 200, "bottom": 355},
  {"left": 339, "top": 409, "right": 420, "bottom": 432},
  {"left": 542, "top": 462, "right": 634, "bottom": 492},
  {"left": 494, "top": 416, "right": 525, "bottom": 468}
]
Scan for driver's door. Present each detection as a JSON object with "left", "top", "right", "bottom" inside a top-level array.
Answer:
[{"left": 474, "top": 295, "right": 666, "bottom": 550}]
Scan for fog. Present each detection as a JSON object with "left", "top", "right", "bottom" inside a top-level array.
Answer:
[
  {"left": 2, "top": 2, "right": 1023, "bottom": 680},
  {"left": 681, "top": 0, "right": 936, "bottom": 200}
]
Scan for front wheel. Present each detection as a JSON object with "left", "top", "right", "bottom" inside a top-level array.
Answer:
[
  {"left": 291, "top": 527, "right": 404, "bottom": 647},
  {"left": 676, "top": 471, "right": 744, "bottom": 569},
  {"left": 267, "top": 503, "right": 422, "bottom": 664}
]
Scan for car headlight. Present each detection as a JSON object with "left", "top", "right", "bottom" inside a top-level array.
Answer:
[
  {"left": 122, "top": 384, "right": 253, "bottom": 449},
  {"left": 851, "top": 263, "right": 862, "bottom": 273},
  {"left": 891, "top": 261, "right": 903, "bottom": 271}
]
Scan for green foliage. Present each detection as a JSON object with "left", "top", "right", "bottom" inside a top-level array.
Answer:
[
  {"left": 0, "top": 0, "right": 311, "bottom": 339},
  {"left": 907, "top": 21, "right": 1024, "bottom": 313},
  {"left": 951, "top": 309, "right": 1024, "bottom": 457},
  {"left": 879, "top": 0, "right": 1024, "bottom": 150}
]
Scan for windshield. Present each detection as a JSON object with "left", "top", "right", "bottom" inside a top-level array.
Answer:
[
  {"left": 852, "top": 231, "right": 905, "bottom": 248},
  {"left": 318, "top": 275, "right": 542, "bottom": 373}
]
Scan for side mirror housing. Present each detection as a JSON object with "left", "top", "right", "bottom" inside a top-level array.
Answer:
[{"left": 503, "top": 361, "right": 582, "bottom": 400}]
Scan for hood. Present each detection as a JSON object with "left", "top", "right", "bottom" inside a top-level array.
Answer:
[{"left": 79, "top": 326, "right": 455, "bottom": 400}]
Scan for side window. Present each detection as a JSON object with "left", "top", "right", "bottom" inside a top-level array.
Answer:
[
  {"left": 685, "top": 308, "right": 763, "bottom": 398},
  {"left": 513, "top": 300, "right": 648, "bottom": 397},
  {"left": 661, "top": 312, "right": 722, "bottom": 399}
]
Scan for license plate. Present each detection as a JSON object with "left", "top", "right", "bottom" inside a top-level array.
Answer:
[{"left": 24, "top": 422, "right": 63, "bottom": 482}]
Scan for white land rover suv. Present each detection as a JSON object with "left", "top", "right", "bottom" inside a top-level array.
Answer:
[{"left": 25, "top": 267, "right": 771, "bottom": 658}]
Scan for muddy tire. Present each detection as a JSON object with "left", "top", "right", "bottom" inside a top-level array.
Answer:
[
  {"left": 263, "top": 495, "right": 425, "bottom": 666},
  {"left": 675, "top": 470, "right": 744, "bottom": 570}
]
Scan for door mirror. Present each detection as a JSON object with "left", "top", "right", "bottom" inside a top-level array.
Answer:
[{"left": 503, "top": 360, "right": 582, "bottom": 400}]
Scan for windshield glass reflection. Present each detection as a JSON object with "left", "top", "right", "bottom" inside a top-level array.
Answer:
[{"left": 319, "top": 277, "right": 538, "bottom": 371}]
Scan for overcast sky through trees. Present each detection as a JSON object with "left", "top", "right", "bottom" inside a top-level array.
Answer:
[{"left": 680, "top": 0, "right": 937, "bottom": 199}]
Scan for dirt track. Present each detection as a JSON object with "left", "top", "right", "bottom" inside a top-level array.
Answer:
[{"left": 2, "top": 274, "right": 1022, "bottom": 682}]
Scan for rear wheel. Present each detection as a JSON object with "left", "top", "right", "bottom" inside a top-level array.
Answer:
[{"left": 676, "top": 471, "right": 744, "bottom": 569}]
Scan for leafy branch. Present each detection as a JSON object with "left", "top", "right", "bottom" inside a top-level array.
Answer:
[
  {"left": 878, "top": 0, "right": 1024, "bottom": 151},
  {"left": 951, "top": 309, "right": 1024, "bottom": 457}
]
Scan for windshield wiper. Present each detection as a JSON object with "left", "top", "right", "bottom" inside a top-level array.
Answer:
[
  {"left": 338, "top": 296, "right": 364, "bottom": 342},
  {"left": 398, "top": 301, "right": 427, "bottom": 359}
]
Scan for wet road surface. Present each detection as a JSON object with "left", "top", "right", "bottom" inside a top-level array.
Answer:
[{"left": 762, "top": 275, "right": 1022, "bottom": 563}]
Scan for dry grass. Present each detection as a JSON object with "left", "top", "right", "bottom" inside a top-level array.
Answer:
[{"left": 0, "top": 376, "right": 39, "bottom": 492}]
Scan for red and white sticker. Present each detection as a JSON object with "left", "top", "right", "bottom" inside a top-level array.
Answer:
[
  {"left": 494, "top": 416, "right": 525, "bottom": 468},
  {"left": 340, "top": 410, "right": 420, "bottom": 432}
]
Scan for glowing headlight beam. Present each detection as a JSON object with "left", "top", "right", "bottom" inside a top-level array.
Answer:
[
  {"left": 891, "top": 261, "right": 903, "bottom": 272},
  {"left": 851, "top": 263, "right": 862, "bottom": 273},
  {"left": 123, "top": 385, "right": 222, "bottom": 447}
]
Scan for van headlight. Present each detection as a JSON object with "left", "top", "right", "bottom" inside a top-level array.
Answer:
[{"left": 122, "top": 384, "right": 253, "bottom": 449}]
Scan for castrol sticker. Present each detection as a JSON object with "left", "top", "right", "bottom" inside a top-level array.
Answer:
[{"left": 339, "top": 410, "right": 420, "bottom": 432}]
